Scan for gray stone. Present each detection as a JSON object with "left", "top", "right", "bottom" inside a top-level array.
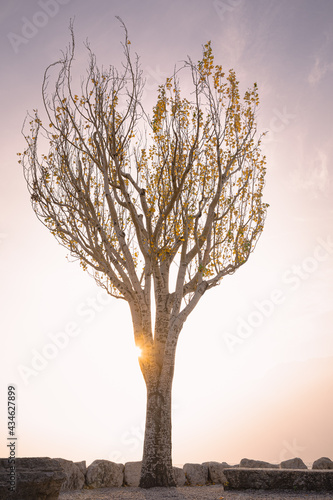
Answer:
[
  {"left": 124, "top": 461, "right": 142, "bottom": 487},
  {"left": 86, "top": 459, "right": 124, "bottom": 488},
  {"left": 0, "top": 457, "right": 66, "bottom": 500},
  {"left": 173, "top": 466, "right": 186, "bottom": 486},
  {"left": 223, "top": 468, "right": 333, "bottom": 491},
  {"left": 313, "top": 457, "right": 333, "bottom": 469},
  {"left": 239, "top": 458, "right": 279, "bottom": 469},
  {"left": 74, "top": 460, "right": 86, "bottom": 476},
  {"left": 204, "top": 461, "right": 227, "bottom": 484},
  {"left": 280, "top": 457, "right": 308, "bottom": 469},
  {"left": 54, "top": 458, "right": 85, "bottom": 490},
  {"left": 183, "top": 463, "right": 209, "bottom": 486}
]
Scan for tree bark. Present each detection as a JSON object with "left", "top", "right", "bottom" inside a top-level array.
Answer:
[{"left": 139, "top": 374, "right": 176, "bottom": 488}]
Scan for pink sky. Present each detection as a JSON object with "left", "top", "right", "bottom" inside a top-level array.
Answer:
[{"left": 1, "top": 0, "right": 333, "bottom": 466}]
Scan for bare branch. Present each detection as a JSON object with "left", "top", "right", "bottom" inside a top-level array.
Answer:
[{"left": 21, "top": 31, "right": 268, "bottom": 382}]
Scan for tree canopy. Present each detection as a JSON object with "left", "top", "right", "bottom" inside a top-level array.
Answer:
[
  {"left": 21, "top": 25, "right": 267, "bottom": 320},
  {"left": 20, "top": 22, "right": 268, "bottom": 487}
]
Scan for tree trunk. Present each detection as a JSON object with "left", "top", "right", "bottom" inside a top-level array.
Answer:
[{"left": 139, "top": 376, "right": 176, "bottom": 488}]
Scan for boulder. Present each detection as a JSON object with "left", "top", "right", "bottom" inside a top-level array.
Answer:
[
  {"left": 86, "top": 459, "right": 124, "bottom": 488},
  {"left": 124, "top": 461, "right": 141, "bottom": 487},
  {"left": 183, "top": 463, "right": 209, "bottom": 486},
  {"left": 312, "top": 457, "right": 333, "bottom": 470},
  {"left": 54, "top": 458, "right": 85, "bottom": 490},
  {"left": 239, "top": 458, "right": 278, "bottom": 469},
  {"left": 223, "top": 468, "right": 333, "bottom": 491},
  {"left": 173, "top": 466, "right": 186, "bottom": 486},
  {"left": 221, "top": 461, "right": 233, "bottom": 468},
  {"left": 74, "top": 460, "right": 87, "bottom": 476},
  {"left": 203, "top": 461, "right": 227, "bottom": 484},
  {"left": 280, "top": 457, "right": 307, "bottom": 469},
  {"left": 0, "top": 457, "right": 66, "bottom": 500}
]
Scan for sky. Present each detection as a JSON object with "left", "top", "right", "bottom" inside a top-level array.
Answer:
[{"left": 1, "top": 0, "right": 333, "bottom": 468}]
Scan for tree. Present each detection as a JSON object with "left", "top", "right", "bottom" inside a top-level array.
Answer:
[{"left": 20, "top": 21, "right": 268, "bottom": 488}]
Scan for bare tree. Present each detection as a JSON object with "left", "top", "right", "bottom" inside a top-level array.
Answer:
[{"left": 21, "top": 21, "right": 268, "bottom": 488}]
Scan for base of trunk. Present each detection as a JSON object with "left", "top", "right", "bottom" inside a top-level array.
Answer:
[
  {"left": 139, "top": 386, "right": 176, "bottom": 488},
  {"left": 139, "top": 463, "right": 176, "bottom": 488}
]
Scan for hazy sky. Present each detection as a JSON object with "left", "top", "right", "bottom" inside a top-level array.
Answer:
[{"left": 1, "top": 0, "right": 333, "bottom": 467}]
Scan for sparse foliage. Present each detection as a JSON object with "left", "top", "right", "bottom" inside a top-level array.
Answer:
[{"left": 21, "top": 21, "right": 268, "bottom": 488}]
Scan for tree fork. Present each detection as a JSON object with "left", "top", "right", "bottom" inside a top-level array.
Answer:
[{"left": 21, "top": 20, "right": 268, "bottom": 491}]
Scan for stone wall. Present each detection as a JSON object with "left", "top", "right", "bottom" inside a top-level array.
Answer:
[{"left": 1, "top": 455, "right": 333, "bottom": 498}]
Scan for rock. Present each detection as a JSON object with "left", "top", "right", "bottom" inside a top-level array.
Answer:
[
  {"left": 221, "top": 461, "right": 233, "bottom": 468},
  {"left": 0, "top": 457, "right": 66, "bottom": 500},
  {"left": 74, "top": 460, "right": 86, "bottom": 476},
  {"left": 86, "top": 459, "right": 124, "bottom": 488},
  {"left": 312, "top": 457, "right": 333, "bottom": 470},
  {"left": 183, "top": 463, "right": 209, "bottom": 486},
  {"left": 54, "top": 458, "right": 85, "bottom": 490},
  {"left": 173, "top": 466, "right": 186, "bottom": 486},
  {"left": 223, "top": 468, "right": 333, "bottom": 491},
  {"left": 124, "top": 461, "right": 142, "bottom": 487},
  {"left": 204, "top": 461, "right": 228, "bottom": 484},
  {"left": 239, "top": 458, "right": 279, "bottom": 469},
  {"left": 280, "top": 457, "right": 307, "bottom": 469},
  {"left": 202, "top": 460, "right": 220, "bottom": 467}
]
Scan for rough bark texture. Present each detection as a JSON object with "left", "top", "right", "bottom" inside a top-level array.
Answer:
[{"left": 139, "top": 378, "right": 176, "bottom": 487}]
